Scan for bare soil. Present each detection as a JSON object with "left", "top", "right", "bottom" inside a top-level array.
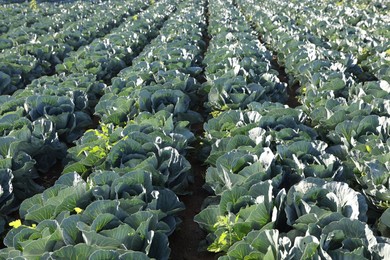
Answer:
[
  {"left": 271, "top": 55, "right": 301, "bottom": 108},
  {"left": 168, "top": 4, "right": 216, "bottom": 258},
  {"left": 169, "top": 154, "right": 216, "bottom": 260}
]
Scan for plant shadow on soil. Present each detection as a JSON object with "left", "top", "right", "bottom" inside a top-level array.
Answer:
[
  {"left": 169, "top": 120, "right": 216, "bottom": 260},
  {"left": 169, "top": 153, "right": 216, "bottom": 260}
]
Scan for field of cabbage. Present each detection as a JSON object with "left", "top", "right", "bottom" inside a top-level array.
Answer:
[{"left": 0, "top": 0, "right": 389, "bottom": 259}]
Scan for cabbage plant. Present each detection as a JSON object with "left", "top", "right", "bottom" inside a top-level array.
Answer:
[
  {"left": 0, "top": 171, "right": 184, "bottom": 259},
  {"left": 195, "top": 180, "right": 284, "bottom": 254}
]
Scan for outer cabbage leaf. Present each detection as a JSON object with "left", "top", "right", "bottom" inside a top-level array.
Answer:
[
  {"left": 195, "top": 181, "right": 281, "bottom": 253},
  {"left": 285, "top": 177, "right": 368, "bottom": 227}
]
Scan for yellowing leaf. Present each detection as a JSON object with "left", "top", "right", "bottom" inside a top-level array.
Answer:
[
  {"left": 210, "top": 110, "right": 222, "bottom": 118},
  {"left": 218, "top": 232, "right": 228, "bottom": 245},
  {"left": 29, "top": 224, "right": 37, "bottom": 229},
  {"left": 29, "top": 0, "right": 38, "bottom": 11},
  {"left": 74, "top": 207, "right": 83, "bottom": 214},
  {"left": 9, "top": 219, "right": 22, "bottom": 228},
  {"left": 101, "top": 124, "right": 110, "bottom": 135},
  {"left": 221, "top": 105, "right": 230, "bottom": 111}
]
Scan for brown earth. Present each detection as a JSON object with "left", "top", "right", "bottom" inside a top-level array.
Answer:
[
  {"left": 169, "top": 117, "right": 216, "bottom": 260},
  {"left": 169, "top": 157, "right": 216, "bottom": 260}
]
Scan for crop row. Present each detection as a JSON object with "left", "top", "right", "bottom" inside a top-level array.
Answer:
[
  {"left": 298, "top": 0, "right": 389, "bottom": 39},
  {"left": 190, "top": 0, "right": 390, "bottom": 258},
  {"left": 0, "top": 0, "right": 210, "bottom": 258},
  {"left": 201, "top": 0, "right": 286, "bottom": 112},
  {"left": 0, "top": 0, "right": 149, "bottom": 95},
  {"left": 0, "top": 0, "right": 99, "bottom": 52},
  {"left": 0, "top": 0, "right": 70, "bottom": 4},
  {"left": 0, "top": 0, "right": 176, "bottom": 237},
  {"left": 237, "top": 0, "right": 390, "bottom": 210},
  {"left": 236, "top": 0, "right": 387, "bottom": 109},
  {"left": 190, "top": 0, "right": 390, "bottom": 259},
  {"left": 0, "top": 1, "right": 83, "bottom": 35},
  {"left": 196, "top": 0, "right": 304, "bottom": 257},
  {"left": 253, "top": 0, "right": 389, "bottom": 84}
]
